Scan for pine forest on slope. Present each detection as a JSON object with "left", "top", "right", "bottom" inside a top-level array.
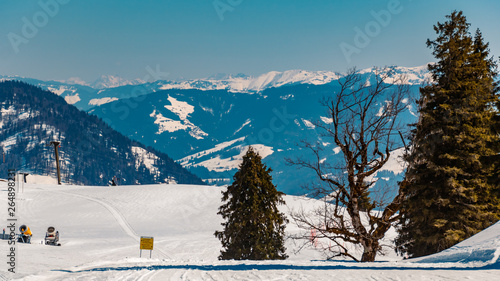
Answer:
[{"left": 0, "top": 80, "right": 204, "bottom": 186}]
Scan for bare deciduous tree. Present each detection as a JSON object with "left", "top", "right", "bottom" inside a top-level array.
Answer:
[{"left": 287, "top": 67, "right": 410, "bottom": 262}]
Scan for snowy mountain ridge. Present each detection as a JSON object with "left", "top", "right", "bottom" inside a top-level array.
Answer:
[
  {"left": 157, "top": 69, "right": 343, "bottom": 93},
  {"left": 56, "top": 75, "right": 146, "bottom": 89},
  {"left": 90, "top": 75, "right": 146, "bottom": 89},
  {"left": 0, "top": 64, "right": 430, "bottom": 98},
  {"left": 0, "top": 64, "right": 433, "bottom": 115},
  {"left": 154, "top": 65, "right": 432, "bottom": 93}
]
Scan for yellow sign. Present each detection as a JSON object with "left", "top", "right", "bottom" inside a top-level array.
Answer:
[{"left": 140, "top": 236, "right": 154, "bottom": 250}]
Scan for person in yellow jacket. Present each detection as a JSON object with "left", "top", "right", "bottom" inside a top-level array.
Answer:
[{"left": 19, "top": 225, "right": 32, "bottom": 243}]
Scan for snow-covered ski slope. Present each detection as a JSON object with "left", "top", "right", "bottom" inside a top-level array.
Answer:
[{"left": 0, "top": 180, "right": 499, "bottom": 280}]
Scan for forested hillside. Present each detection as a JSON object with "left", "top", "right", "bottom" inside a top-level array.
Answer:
[{"left": 0, "top": 81, "right": 204, "bottom": 185}]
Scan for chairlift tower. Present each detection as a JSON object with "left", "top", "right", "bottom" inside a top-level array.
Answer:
[{"left": 49, "top": 141, "right": 61, "bottom": 185}]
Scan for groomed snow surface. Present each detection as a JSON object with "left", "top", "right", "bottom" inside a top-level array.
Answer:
[{"left": 0, "top": 179, "right": 499, "bottom": 280}]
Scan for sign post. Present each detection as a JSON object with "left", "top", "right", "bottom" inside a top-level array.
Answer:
[{"left": 140, "top": 236, "right": 154, "bottom": 258}]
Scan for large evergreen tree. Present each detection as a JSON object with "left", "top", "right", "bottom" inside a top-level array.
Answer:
[
  {"left": 214, "top": 147, "right": 288, "bottom": 260},
  {"left": 396, "top": 11, "right": 500, "bottom": 258}
]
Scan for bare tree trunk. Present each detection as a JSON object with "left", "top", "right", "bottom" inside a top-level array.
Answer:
[{"left": 361, "top": 240, "right": 378, "bottom": 262}]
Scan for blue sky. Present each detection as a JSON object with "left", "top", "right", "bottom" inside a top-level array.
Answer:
[{"left": 1, "top": 0, "right": 499, "bottom": 82}]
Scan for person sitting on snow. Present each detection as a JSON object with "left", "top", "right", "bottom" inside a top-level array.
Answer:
[{"left": 19, "top": 225, "right": 32, "bottom": 243}]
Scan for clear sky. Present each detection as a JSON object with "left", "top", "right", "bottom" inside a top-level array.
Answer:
[{"left": 1, "top": 0, "right": 499, "bottom": 82}]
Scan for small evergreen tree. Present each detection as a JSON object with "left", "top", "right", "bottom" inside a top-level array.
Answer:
[
  {"left": 214, "top": 147, "right": 288, "bottom": 260},
  {"left": 358, "top": 185, "right": 375, "bottom": 212},
  {"left": 396, "top": 11, "right": 500, "bottom": 258}
]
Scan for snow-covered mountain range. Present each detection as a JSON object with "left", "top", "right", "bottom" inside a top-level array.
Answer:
[
  {"left": 89, "top": 75, "right": 146, "bottom": 89},
  {"left": 157, "top": 69, "right": 343, "bottom": 93},
  {"left": 59, "top": 75, "right": 145, "bottom": 89},
  {"left": 0, "top": 64, "right": 431, "bottom": 110},
  {"left": 88, "top": 71, "right": 422, "bottom": 195},
  {"left": 1, "top": 65, "right": 429, "bottom": 194}
]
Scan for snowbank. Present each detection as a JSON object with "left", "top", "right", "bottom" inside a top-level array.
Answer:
[{"left": 411, "top": 221, "right": 500, "bottom": 267}]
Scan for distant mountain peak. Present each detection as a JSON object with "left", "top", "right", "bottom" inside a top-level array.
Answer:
[
  {"left": 62, "top": 77, "right": 89, "bottom": 86},
  {"left": 156, "top": 69, "right": 344, "bottom": 93},
  {"left": 357, "top": 63, "right": 434, "bottom": 84},
  {"left": 91, "top": 75, "right": 145, "bottom": 89},
  {"left": 207, "top": 73, "right": 250, "bottom": 80}
]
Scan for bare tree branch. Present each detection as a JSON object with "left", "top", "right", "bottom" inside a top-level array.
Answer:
[{"left": 288, "top": 67, "right": 411, "bottom": 262}]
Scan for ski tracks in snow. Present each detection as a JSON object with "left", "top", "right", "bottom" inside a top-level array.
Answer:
[
  {"left": 56, "top": 191, "right": 138, "bottom": 240},
  {"left": 55, "top": 191, "right": 172, "bottom": 259}
]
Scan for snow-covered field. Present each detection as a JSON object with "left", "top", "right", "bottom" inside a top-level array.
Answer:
[{"left": 0, "top": 179, "right": 499, "bottom": 280}]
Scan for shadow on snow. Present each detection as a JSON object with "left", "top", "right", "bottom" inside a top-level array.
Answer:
[{"left": 54, "top": 261, "right": 500, "bottom": 273}]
